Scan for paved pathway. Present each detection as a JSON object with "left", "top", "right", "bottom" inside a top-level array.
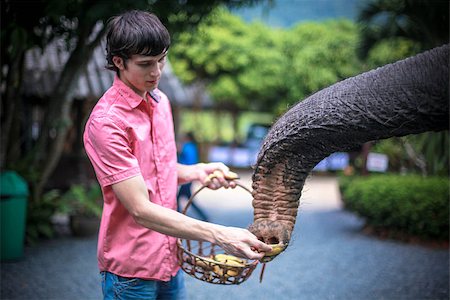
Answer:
[{"left": 1, "top": 172, "right": 448, "bottom": 299}]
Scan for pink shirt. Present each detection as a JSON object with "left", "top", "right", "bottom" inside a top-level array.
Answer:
[{"left": 83, "top": 76, "right": 179, "bottom": 280}]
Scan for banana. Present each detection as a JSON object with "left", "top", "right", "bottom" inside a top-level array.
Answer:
[
  {"left": 212, "top": 265, "right": 239, "bottom": 277},
  {"left": 214, "top": 254, "right": 245, "bottom": 265},
  {"left": 224, "top": 171, "right": 239, "bottom": 180},
  {"left": 212, "top": 254, "right": 244, "bottom": 277},
  {"left": 266, "top": 244, "right": 286, "bottom": 256},
  {"left": 206, "top": 170, "right": 239, "bottom": 183},
  {"left": 194, "top": 257, "right": 211, "bottom": 270},
  {"left": 260, "top": 244, "right": 287, "bottom": 263}
]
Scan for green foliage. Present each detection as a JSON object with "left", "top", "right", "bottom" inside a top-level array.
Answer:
[
  {"left": 405, "top": 131, "right": 449, "bottom": 177},
  {"left": 171, "top": 4, "right": 447, "bottom": 173},
  {"left": 26, "top": 189, "right": 61, "bottom": 244},
  {"left": 179, "top": 110, "right": 272, "bottom": 143},
  {"left": 357, "top": 0, "right": 449, "bottom": 58},
  {"left": 365, "top": 37, "right": 421, "bottom": 67},
  {"left": 281, "top": 20, "right": 362, "bottom": 112},
  {"left": 340, "top": 175, "right": 449, "bottom": 240},
  {"left": 170, "top": 8, "right": 363, "bottom": 114},
  {"left": 58, "top": 184, "right": 103, "bottom": 218},
  {"left": 371, "top": 131, "right": 449, "bottom": 176},
  {"left": 26, "top": 184, "right": 103, "bottom": 243},
  {"left": 371, "top": 138, "right": 408, "bottom": 172},
  {"left": 171, "top": 8, "right": 250, "bottom": 81},
  {"left": 171, "top": 8, "right": 256, "bottom": 109}
]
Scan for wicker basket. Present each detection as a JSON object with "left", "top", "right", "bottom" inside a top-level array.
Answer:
[{"left": 177, "top": 182, "right": 258, "bottom": 285}]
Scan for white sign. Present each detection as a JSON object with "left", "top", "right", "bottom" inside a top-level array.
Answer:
[
  {"left": 366, "top": 153, "right": 389, "bottom": 172},
  {"left": 208, "top": 146, "right": 232, "bottom": 165},
  {"left": 208, "top": 146, "right": 253, "bottom": 167},
  {"left": 313, "top": 152, "right": 349, "bottom": 171}
]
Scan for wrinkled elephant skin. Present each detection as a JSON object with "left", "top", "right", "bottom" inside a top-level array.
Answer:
[{"left": 249, "top": 44, "right": 449, "bottom": 253}]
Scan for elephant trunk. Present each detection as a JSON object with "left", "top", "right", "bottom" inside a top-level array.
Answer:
[{"left": 249, "top": 44, "right": 449, "bottom": 247}]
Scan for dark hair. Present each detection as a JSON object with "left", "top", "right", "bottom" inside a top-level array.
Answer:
[
  {"left": 105, "top": 10, "right": 171, "bottom": 73},
  {"left": 186, "top": 132, "right": 197, "bottom": 144}
]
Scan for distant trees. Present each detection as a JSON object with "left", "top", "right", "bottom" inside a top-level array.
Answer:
[
  {"left": 281, "top": 20, "right": 362, "bottom": 112},
  {"left": 357, "top": 0, "right": 449, "bottom": 60},
  {"left": 170, "top": 3, "right": 448, "bottom": 176},
  {"left": 170, "top": 7, "right": 362, "bottom": 116}
]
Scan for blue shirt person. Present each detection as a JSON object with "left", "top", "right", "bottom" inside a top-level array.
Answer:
[{"left": 177, "top": 132, "right": 208, "bottom": 221}]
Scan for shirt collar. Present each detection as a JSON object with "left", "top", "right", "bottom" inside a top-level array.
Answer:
[
  {"left": 113, "top": 75, "right": 160, "bottom": 109},
  {"left": 149, "top": 90, "right": 161, "bottom": 103}
]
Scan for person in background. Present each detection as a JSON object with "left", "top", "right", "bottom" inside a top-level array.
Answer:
[
  {"left": 83, "top": 10, "right": 271, "bottom": 299},
  {"left": 177, "top": 132, "right": 208, "bottom": 221}
]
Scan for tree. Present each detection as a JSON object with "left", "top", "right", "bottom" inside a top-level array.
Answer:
[
  {"left": 279, "top": 20, "right": 362, "bottom": 113},
  {"left": 1, "top": 0, "right": 264, "bottom": 203},
  {"left": 357, "top": 0, "right": 449, "bottom": 58},
  {"left": 170, "top": 9, "right": 362, "bottom": 115},
  {"left": 171, "top": 8, "right": 254, "bottom": 108}
]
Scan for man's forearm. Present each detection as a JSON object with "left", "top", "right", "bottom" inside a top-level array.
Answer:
[
  {"left": 134, "top": 200, "right": 223, "bottom": 243},
  {"left": 112, "top": 174, "right": 220, "bottom": 243},
  {"left": 112, "top": 174, "right": 271, "bottom": 259}
]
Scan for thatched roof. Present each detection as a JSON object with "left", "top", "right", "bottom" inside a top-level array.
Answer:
[{"left": 22, "top": 38, "right": 212, "bottom": 108}]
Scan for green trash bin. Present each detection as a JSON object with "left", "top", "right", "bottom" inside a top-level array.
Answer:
[{"left": 1, "top": 171, "right": 29, "bottom": 261}]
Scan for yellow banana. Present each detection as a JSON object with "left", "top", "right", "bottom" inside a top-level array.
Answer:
[
  {"left": 260, "top": 244, "right": 287, "bottom": 263},
  {"left": 224, "top": 171, "right": 239, "bottom": 180},
  {"left": 194, "top": 257, "right": 211, "bottom": 270},
  {"left": 212, "top": 265, "right": 239, "bottom": 277},
  {"left": 214, "top": 254, "right": 245, "bottom": 266},
  {"left": 266, "top": 244, "right": 286, "bottom": 256},
  {"left": 206, "top": 170, "right": 239, "bottom": 183},
  {"left": 212, "top": 254, "right": 244, "bottom": 277}
]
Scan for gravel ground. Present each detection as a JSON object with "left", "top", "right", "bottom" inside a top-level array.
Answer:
[
  {"left": 1, "top": 176, "right": 448, "bottom": 300},
  {"left": 185, "top": 209, "right": 449, "bottom": 300}
]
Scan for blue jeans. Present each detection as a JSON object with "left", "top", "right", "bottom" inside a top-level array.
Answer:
[{"left": 101, "top": 270, "right": 187, "bottom": 300}]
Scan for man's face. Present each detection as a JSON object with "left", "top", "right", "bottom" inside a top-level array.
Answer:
[{"left": 113, "top": 51, "right": 167, "bottom": 98}]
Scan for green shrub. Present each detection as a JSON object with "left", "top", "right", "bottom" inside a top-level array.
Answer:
[
  {"left": 26, "top": 189, "right": 60, "bottom": 244},
  {"left": 340, "top": 175, "right": 449, "bottom": 240},
  {"left": 58, "top": 184, "right": 103, "bottom": 218}
]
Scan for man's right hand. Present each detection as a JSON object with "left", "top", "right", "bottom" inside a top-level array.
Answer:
[{"left": 213, "top": 226, "right": 272, "bottom": 260}]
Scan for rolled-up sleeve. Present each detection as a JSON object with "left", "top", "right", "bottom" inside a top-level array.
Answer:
[{"left": 84, "top": 116, "right": 141, "bottom": 187}]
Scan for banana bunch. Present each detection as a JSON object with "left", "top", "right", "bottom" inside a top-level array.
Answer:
[
  {"left": 260, "top": 244, "right": 286, "bottom": 263},
  {"left": 212, "top": 254, "right": 245, "bottom": 277}
]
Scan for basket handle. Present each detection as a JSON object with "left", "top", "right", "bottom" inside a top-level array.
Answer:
[{"left": 181, "top": 181, "right": 252, "bottom": 215}]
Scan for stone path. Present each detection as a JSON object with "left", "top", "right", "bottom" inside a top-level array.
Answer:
[{"left": 1, "top": 172, "right": 448, "bottom": 299}]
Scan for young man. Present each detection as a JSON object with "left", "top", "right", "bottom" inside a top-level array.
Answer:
[{"left": 83, "top": 10, "right": 271, "bottom": 299}]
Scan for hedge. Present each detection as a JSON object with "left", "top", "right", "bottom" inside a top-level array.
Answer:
[{"left": 339, "top": 175, "right": 449, "bottom": 240}]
